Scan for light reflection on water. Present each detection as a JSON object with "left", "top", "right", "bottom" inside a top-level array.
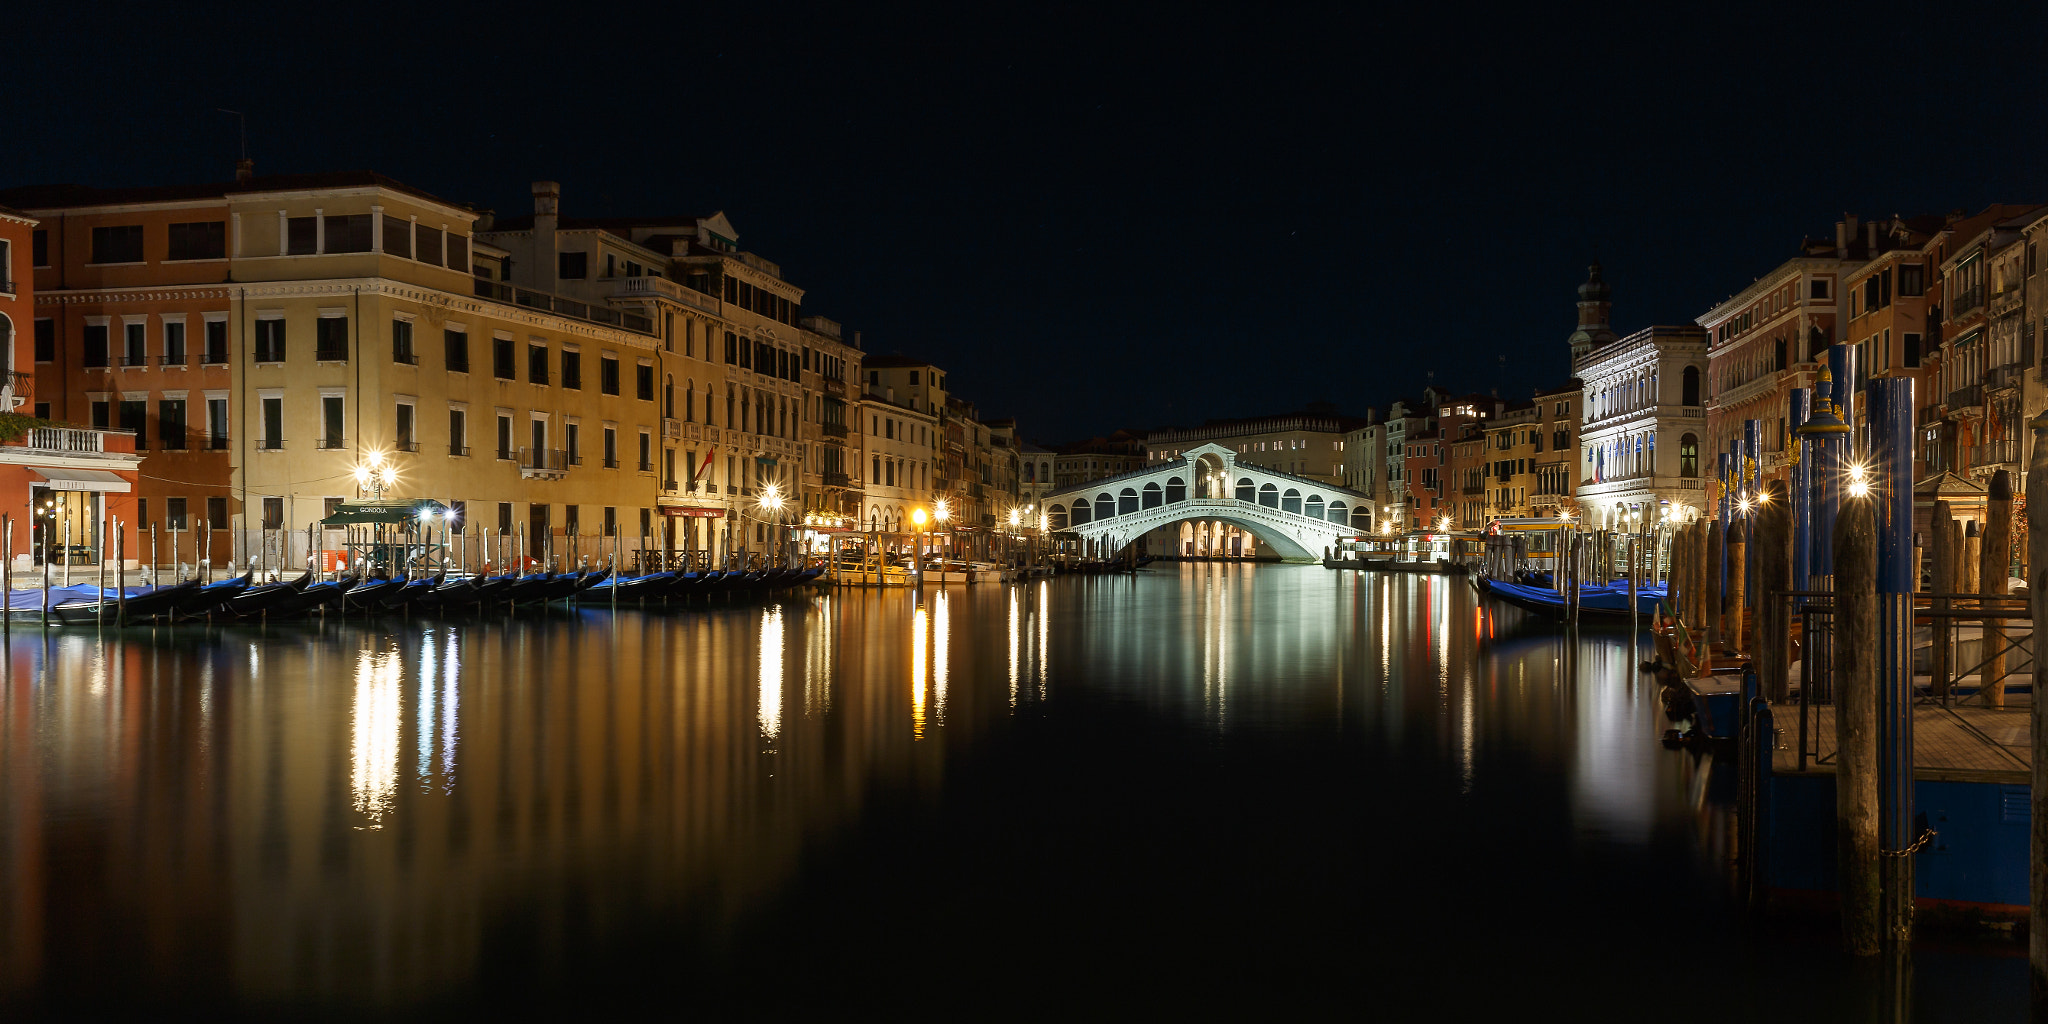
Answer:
[{"left": 0, "top": 563, "right": 1893, "bottom": 1013}]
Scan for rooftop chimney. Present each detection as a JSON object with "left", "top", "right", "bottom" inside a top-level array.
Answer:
[
  {"left": 235, "top": 158, "right": 254, "bottom": 184},
  {"left": 532, "top": 181, "right": 560, "bottom": 284},
  {"left": 1835, "top": 219, "right": 1847, "bottom": 253},
  {"left": 1866, "top": 219, "right": 1878, "bottom": 253}
]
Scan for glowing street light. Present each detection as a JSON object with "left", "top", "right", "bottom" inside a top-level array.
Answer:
[
  {"left": 353, "top": 451, "right": 398, "bottom": 499},
  {"left": 933, "top": 498, "right": 951, "bottom": 524}
]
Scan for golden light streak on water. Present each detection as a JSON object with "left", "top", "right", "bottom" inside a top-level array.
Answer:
[
  {"left": 759, "top": 605, "right": 785, "bottom": 747},
  {"left": 350, "top": 646, "right": 402, "bottom": 827},
  {"left": 934, "top": 590, "right": 950, "bottom": 727},
  {"left": 1007, "top": 589, "right": 1020, "bottom": 707},
  {"left": 911, "top": 602, "right": 928, "bottom": 740}
]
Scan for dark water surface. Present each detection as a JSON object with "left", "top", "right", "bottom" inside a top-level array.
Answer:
[{"left": 0, "top": 564, "right": 2024, "bottom": 1019}]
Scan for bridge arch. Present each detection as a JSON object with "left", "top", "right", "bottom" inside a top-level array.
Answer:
[
  {"left": 1166, "top": 476, "right": 1186, "bottom": 503},
  {"left": 1257, "top": 482, "right": 1278, "bottom": 508},
  {"left": 1236, "top": 477, "right": 1256, "bottom": 502},
  {"left": 1119, "top": 487, "right": 1139, "bottom": 515}
]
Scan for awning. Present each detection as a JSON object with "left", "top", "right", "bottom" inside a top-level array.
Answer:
[
  {"left": 29, "top": 468, "right": 132, "bottom": 493},
  {"left": 321, "top": 499, "right": 453, "bottom": 525}
]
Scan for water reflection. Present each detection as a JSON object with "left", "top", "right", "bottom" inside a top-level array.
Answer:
[{"left": 1, "top": 564, "right": 2000, "bottom": 1015}]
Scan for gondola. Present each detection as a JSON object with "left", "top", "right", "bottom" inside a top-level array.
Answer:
[
  {"left": 222, "top": 571, "right": 313, "bottom": 618},
  {"left": 341, "top": 577, "right": 404, "bottom": 612},
  {"left": 537, "top": 572, "right": 585, "bottom": 602},
  {"left": 375, "top": 573, "right": 444, "bottom": 611},
  {"left": 579, "top": 572, "right": 666, "bottom": 603},
  {"left": 1474, "top": 576, "right": 1666, "bottom": 622},
  {"left": 50, "top": 580, "right": 203, "bottom": 626},
  {"left": 501, "top": 572, "right": 552, "bottom": 604},
  {"left": 173, "top": 571, "right": 256, "bottom": 620},
  {"left": 290, "top": 577, "right": 358, "bottom": 616},
  {"left": 414, "top": 575, "right": 481, "bottom": 613}
]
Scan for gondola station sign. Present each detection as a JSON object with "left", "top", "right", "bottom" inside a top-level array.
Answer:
[{"left": 319, "top": 499, "right": 455, "bottom": 525}]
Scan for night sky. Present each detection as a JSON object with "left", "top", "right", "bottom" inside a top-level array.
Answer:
[{"left": 10, "top": 3, "right": 2048, "bottom": 442}]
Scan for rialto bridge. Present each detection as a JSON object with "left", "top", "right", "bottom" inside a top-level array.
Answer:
[{"left": 1043, "top": 443, "right": 1373, "bottom": 563}]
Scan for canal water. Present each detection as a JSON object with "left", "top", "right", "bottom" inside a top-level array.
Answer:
[{"left": 0, "top": 564, "right": 2024, "bottom": 1019}]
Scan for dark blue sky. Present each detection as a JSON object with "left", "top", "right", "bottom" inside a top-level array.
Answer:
[{"left": 10, "top": 2, "right": 2048, "bottom": 442}]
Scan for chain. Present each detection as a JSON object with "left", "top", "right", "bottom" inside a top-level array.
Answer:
[{"left": 1883, "top": 829, "right": 1938, "bottom": 857}]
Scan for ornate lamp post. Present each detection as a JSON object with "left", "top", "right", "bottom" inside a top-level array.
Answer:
[
  {"left": 910, "top": 507, "right": 928, "bottom": 591},
  {"left": 351, "top": 451, "right": 399, "bottom": 574},
  {"left": 933, "top": 497, "right": 952, "bottom": 566},
  {"left": 761, "top": 484, "right": 787, "bottom": 567}
]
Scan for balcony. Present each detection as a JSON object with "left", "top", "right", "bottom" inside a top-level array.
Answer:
[
  {"left": 156, "top": 353, "right": 189, "bottom": 369},
  {"left": 824, "top": 377, "right": 846, "bottom": 396},
  {"left": 663, "top": 417, "right": 683, "bottom": 441},
  {"left": 518, "top": 447, "right": 570, "bottom": 480},
  {"left": 603, "top": 456, "right": 619, "bottom": 469},
  {"left": 26, "top": 428, "right": 105, "bottom": 453},
  {"left": 611, "top": 275, "right": 720, "bottom": 315},
  {"left": 1946, "top": 384, "right": 1984, "bottom": 412},
  {"left": 259, "top": 439, "right": 286, "bottom": 451},
  {"left": 824, "top": 471, "right": 851, "bottom": 487},
  {"left": 662, "top": 478, "right": 680, "bottom": 491},
  {"left": 1, "top": 370, "right": 32, "bottom": 399},
  {"left": 1986, "top": 363, "right": 2024, "bottom": 392},
  {"left": 315, "top": 346, "right": 349, "bottom": 362},
  {"left": 1970, "top": 440, "right": 2018, "bottom": 468},
  {"left": 821, "top": 421, "right": 849, "bottom": 438},
  {"left": 476, "top": 279, "right": 657, "bottom": 334},
  {"left": 119, "top": 351, "right": 149, "bottom": 368},
  {"left": 1950, "top": 284, "right": 1984, "bottom": 319},
  {"left": 202, "top": 350, "right": 229, "bottom": 366},
  {"left": 637, "top": 459, "right": 654, "bottom": 473}
]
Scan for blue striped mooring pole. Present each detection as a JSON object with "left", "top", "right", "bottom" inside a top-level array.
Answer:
[{"left": 1867, "top": 378, "right": 1917, "bottom": 946}]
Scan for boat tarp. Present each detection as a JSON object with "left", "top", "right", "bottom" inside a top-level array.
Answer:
[{"left": 320, "top": 499, "right": 453, "bottom": 525}]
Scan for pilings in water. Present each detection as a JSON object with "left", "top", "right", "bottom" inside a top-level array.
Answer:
[
  {"left": 1706, "top": 524, "right": 1724, "bottom": 654},
  {"left": 1835, "top": 434, "right": 1882, "bottom": 957},
  {"left": 1728, "top": 523, "right": 1748, "bottom": 655},
  {"left": 1930, "top": 501, "right": 1956, "bottom": 699},
  {"left": 1757, "top": 483, "right": 1790, "bottom": 703},
  {"left": 2025, "top": 410, "right": 2048, "bottom": 1014},
  {"left": 1868, "top": 377, "right": 1918, "bottom": 978},
  {"left": 1983, "top": 471, "right": 2013, "bottom": 709}
]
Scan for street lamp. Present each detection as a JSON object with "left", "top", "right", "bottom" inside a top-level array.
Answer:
[
  {"left": 761, "top": 484, "right": 787, "bottom": 566},
  {"left": 353, "top": 450, "right": 398, "bottom": 500},
  {"left": 911, "top": 507, "right": 929, "bottom": 589}
]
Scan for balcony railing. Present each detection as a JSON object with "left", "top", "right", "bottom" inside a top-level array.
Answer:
[
  {"left": 1971, "top": 440, "right": 2019, "bottom": 467},
  {"left": 637, "top": 460, "right": 654, "bottom": 472},
  {"left": 207, "top": 435, "right": 229, "bottom": 451},
  {"left": 603, "top": 456, "right": 620, "bottom": 469},
  {"left": 820, "top": 421, "right": 849, "bottom": 438},
  {"left": 394, "top": 439, "right": 419, "bottom": 453},
  {"left": 824, "top": 471, "right": 851, "bottom": 487},
  {"left": 25, "top": 428, "right": 104, "bottom": 453},
  {"left": 1987, "top": 363, "right": 2024, "bottom": 392},
  {"left": 663, "top": 418, "right": 683, "bottom": 441},
  {"left": 315, "top": 345, "right": 349, "bottom": 362},
  {"left": 156, "top": 353, "right": 189, "bottom": 368},
  {"left": 1946, "top": 384, "right": 1984, "bottom": 410},
  {"left": 1950, "top": 284, "right": 1984, "bottom": 318},
  {"left": 449, "top": 444, "right": 470, "bottom": 457},
  {"left": 517, "top": 448, "right": 570, "bottom": 476},
  {"left": 1, "top": 370, "right": 32, "bottom": 398},
  {"left": 318, "top": 437, "right": 348, "bottom": 450},
  {"left": 259, "top": 439, "right": 286, "bottom": 451},
  {"left": 202, "top": 350, "right": 229, "bottom": 366},
  {"left": 475, "top": 279, "right": 656, "bottom": 334},
  {"left": 119, "top": 352, "right": 149, "bottom": 367}
]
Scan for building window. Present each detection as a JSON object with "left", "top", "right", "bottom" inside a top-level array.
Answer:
[
  {"left": 528, "top": 342, "right": 549, "bottom": 385},
  {"left": 604, "top": 506, "right": 617, "bottom": 536},
  {"left": 1904, "top": 333, "right": 1922, "bottom": 368},
  {"left": 207, "top": 398, "right": 229, "bottom": 449},
  {"left": 90, "top": 400, "right": 109, "bottom": 428},
  {"left": 204, "top": 319, "right": 228, "bottom": 364},
  {"left": 395, "top": 402, "right": 416, "bottom": 451},
  {"left": 449, "top": 409, "right": 467, "bottom": 456},
  {"left": 600, "top": 355, "right": 620, "bottom": 395},
  {"left": 119, "top": 398, "right": 146, "bottom": 443},
  {"left": 251, "top": 319, "right": 286, "bottom": 363},
  {"left": 391, "top": 319, "right": 415, "bottom": 363},
  {"left": 566, "top": 421, "right": 580, "bottom": 465},
  {"left": 90, "top": 225, "right": 144, "bottom": 264},
  {"left": 327, "top": 214, "right": 372, "bottom": 253},
  {"left": 1681, "top": 366, "right": 1700, "bottom": 406},
  {"left": 166, "top": 221, "right": 226, "bottom": 261},
  {"left": 33, "top": 319, "right": 53, "bottom": 362},
  {"left": 558, "top": 251, "right": 587, "bottom": 279},
  {"left": 636, "top": 362, "right": 654, "bottom": 401},
  {"left": 561, "top": 349, "right": 581, "bottom": 390},
  {"left": 493, "top": 336, "right": 515, "bottom": 380},
  {"left": 316, "top": 316, "right": 348, "bottom": 361},
  {"left": 321, "top": 395, "right": 345, "bottom": 448},
  {"left": 261, "top": 497, "right": 283, "bottom": 529},
  {"left": 1679, "top": 434, "right": 1699, "bottom": 477},
  {"left": 207, "top": 496, "right": 227, "bottom": 528},
  {"left": 166, "top": 497, "right": 189, "bottom": 530},
  {"left": 383, "top": 215, "right": 412, "bottom": 259},
  {"left": 638, "top": 431, "right": 652, "bottom": 472},
  {"left": 604, "top": 426, "right": 618, "bottom": 468},
  {"left": 498, "top": 502, "right": 513, "bottom": 533},
  {"left": 445, "top": 329, "right": 469, "bottom": 372},
  {"left": 1809, "top": 279, "right": 1829, "bottom": 300},
  {"left": 287, "top": 217, "right": 317, "bottom": 255},
  {"left": 31, "top": 230, "right": 47, "bottom": 267},
  {"left": 82, "top": 323, "right": 110, "bottom": 367},
  {"left": 158, "top": 400, "right": 187, "bottom": 450},
  {"left": 122, "top": 322, "right": 146, "bottom": 366},
  {"left": 416, "top": 226, "right": 443, "bottom": 267},
  {"left": 163, "top": 320, "right": 186, "bottom": 365},
  {"left": 497, "top": 414, "right": 514, "bottom": 460}
]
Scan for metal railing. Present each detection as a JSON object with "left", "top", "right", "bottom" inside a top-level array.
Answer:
[
  {"left": 315, "top": 346, "right": 349, "bottom": 362},
  {"left": 449, "top": 444, "right": 470, "bottom": 457},
  {"left": 518, "top": 447, "right": 570, "bottom": 472},
  {"left": 475, "top": 279, "right": 656, "bottom": 334},
  {"left": 202, "top": 350, "right": 229, "bottom": 366},
  {"left": 394, "top": 439, "right": 419, "bottom": 453},
  {"left": 156, "top": 353, "right": 189, "bottom": 368},
  {"left": 1947, "top": 384, "right": 1983, "bottom": 409},
  {"left": 119, "top": 352, "right": 149, "bottom": 367},
  {"left": 1970, "top": 440, "right": 2018, "bottom": 467},
  {"left": 259, "top": 438, "right": 286, "bottom": 451},
  {"left": 821, "top": 421, "right": 849, "bottom": 437},
  {"left": 318, "top": 437, "right": 347, "bottom": 450},
  {"left": 1, "top": 370, "right": 32, "bottom": 398}
]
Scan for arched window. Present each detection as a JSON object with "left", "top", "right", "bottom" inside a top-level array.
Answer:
[
  {"left": 1071, "top": 500, "right": 1092, "bottom": 526},
  {"left": 1141, "top": 482, "right": 1162, "bottom": 509},
  {"left": 1049, "top": 504, "right": 1069, "bottom": 530},
  {"left": 664, "top": 375, "right": 675, "bottom": 418},
  {"left": 1351, "top": 505, "right": 1371, "bottom": 530},
  {"left": 1680, "top": 434, "right": 1699, "bottom": 477},
  {"left": 1119, "top": 488, "right": 1139, "bottom": 515},
  {"left": 1304, "top": 494, "right": 1326, "bottom": 519},
  {"left": 1282, "top": 488, "right": 1302, "bottom": 514},
  {"left": 1235, "top": 477, "right": 1256, "bottom": 502},
  {"left": 1164, "top": 476, "right": 1186, "bottom": 503},
  {"left": 1258, "top": 483, "right": 1279, "bottom": 508},
  {"left": 1096, "top": 492, "right": 1117, "bottom": 518},
  {"left": 1681, "top": 366, "right": 1701, "bottom": 406},
  {"left": 1327, "top": 500, "right": 1347, "bottom": 524}
]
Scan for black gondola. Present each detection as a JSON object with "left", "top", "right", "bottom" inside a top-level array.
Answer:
[
  {"left": 222, "top": 572, "right": 312, "bottom": 618},
  {"left": 342, "top": 577, "right": 404, "bottom": 612},
  {"left": 50, "top": 580, "right": 203, "bottom": 626}
]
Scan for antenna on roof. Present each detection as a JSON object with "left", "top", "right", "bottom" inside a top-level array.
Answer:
[{"left": 217, "top": 108, "right": 251, "bottom": 181}]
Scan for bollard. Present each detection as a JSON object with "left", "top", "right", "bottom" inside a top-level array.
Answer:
[
  {"left": 1983, "top": 471, "right": 2013, "bottom": 709},
  {"left": 1757, "top": 483, "right": 1790, "bottom": 702},
  {"left": 1963, "top": 520, "right": 1981, "bottom": 596},
  {"left": 1835, "top": 490, "right": 1881, "bottom": 955}
]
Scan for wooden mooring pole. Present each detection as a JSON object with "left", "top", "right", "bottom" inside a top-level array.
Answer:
[
  {"left": 2027, "top": 410, "right": 2048, "bottom": 1013},
  {"left": 1757, "top": 483, "right": 1789, "bottom": 703},
  {"left": 1706, "top": 522, "right": 1724, "bottom": 656},
  {"left": 1728, "top": 520, "right": 1748, "bottom": 656},
  {"left": 1834, "top": 486, "right": 1881, "bottom": 956},
  {"left": 1931, "top": 501, "right": 1955, "bottom": 699},
  {"left": 1983, "top": 471, "right": 2012, "bottom": 709}
]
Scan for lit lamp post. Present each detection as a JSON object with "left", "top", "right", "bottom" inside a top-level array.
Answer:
[
  {"left": 1007, "top": 507, "right": 1022, "bottom": 570},
  {"left": 910, "top": 507, "right": 928, "bottom": 591},
  {"left": 761, "top": 484, "right": 787, "bottom": 567},
  {"left": 933, "top": 498, "right": 951, "bottom": 567},
  {"left": 352, "top": 451, "right": 400, "bottom": 575}
]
